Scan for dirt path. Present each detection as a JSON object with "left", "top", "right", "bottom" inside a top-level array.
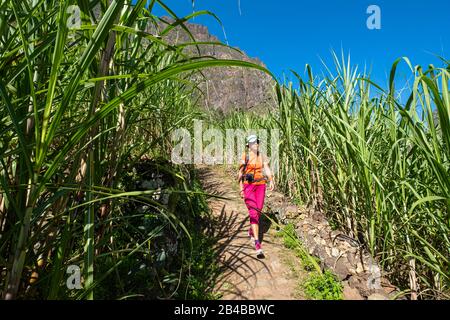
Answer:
[{"left": 197, "top": 165, "right": 305, "bottom": 300}]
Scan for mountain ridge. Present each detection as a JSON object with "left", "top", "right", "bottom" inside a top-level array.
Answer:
[{"left": 155, "top": 16, "right": 277, "bottom": 112}]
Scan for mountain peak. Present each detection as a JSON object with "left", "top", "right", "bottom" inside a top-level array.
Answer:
[{"left": 157, "top": 17, "right": 277, "bottom": 112}]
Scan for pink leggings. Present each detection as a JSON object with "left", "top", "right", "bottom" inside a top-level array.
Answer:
[{"left": 243, "top": 184, "right": 266, "bottom": 225}]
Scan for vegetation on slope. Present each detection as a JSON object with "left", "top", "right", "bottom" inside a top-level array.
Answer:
[
  {"left": 0, "top": 0, "right": 267, "bottom": 299},
  {"left": 216, "top": 53, "right": 449, "bottom": 299}
]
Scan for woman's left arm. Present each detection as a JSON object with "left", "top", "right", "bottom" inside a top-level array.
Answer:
[{"left": 263, "top": 155, "right": 275, "bottom": 191}]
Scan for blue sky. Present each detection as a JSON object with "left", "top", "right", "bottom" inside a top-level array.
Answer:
[{"left": 150, "top": 0, "right": 449, "bottom": 92}]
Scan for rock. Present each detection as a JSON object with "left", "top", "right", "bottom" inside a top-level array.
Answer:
[
  {"left": 284, "top": 205, "right": 298, "bottom": 218},
  {"left": 383, "top": 287, "right": 397, "bottom": 295},
  {"left": 343, "top": 285, "right": 364, "bottom": 300},
  {"left": 331, "top": 247, "right": 340, "bottom": 257},
  {"left": 330, "top": 230, "right": 341, "bottom": 239},
  {"left": 311, "top": 211, "right": 325, "bottom": 221},
  {"left": 348, "top": 275, "right": 363, "bottom": 288},
  {"left": 356, "top": 262, "right": 365, "bottom": 274},
  {"left": 367, "top": 293, "right": 389, "bottom": 300},
  {"left": 322, "top": 255, "right": 334, "bottom": 267},
  {"left": 314, "top": 246, "right": 328, "bottom": 260},
  {"left": 348, "top": 275, "right": 372, "bottom": 297},
  {"left": 381, "top": 281, "right": 397, "bottom": 295},
  {"left": 319, "top": 228, "right": 331, "bottom": 239},
  {"left": 362, "top": 253, "right": 373, "bottom": 263},
  {"left": 334, "top": 261, "right": 351, "bottom": 281},
  {"left": 337, "top": 241, "right": 351, "bottom": 251},
  {"left": 313, "top": 236, "right": 322, "bottom": 245},
  {"left": 346, "top": 252, "right": 357, "bottom": 266}
]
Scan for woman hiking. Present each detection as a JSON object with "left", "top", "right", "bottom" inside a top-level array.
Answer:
[{"left": 238, "top": 134, "right": 275, "bottom": 258}]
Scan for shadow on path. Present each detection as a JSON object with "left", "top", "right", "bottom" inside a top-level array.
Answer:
[{"left": 197, "top": 165, "right": 297, "bottom": 300}]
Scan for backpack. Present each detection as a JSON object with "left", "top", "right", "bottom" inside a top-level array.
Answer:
[{"left": 240, "top": 146, "right": 268, "bottom": 183}]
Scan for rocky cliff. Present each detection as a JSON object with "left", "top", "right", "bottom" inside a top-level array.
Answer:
[{"left": 155, "top": 17, "right": 277, "bottom": 112}]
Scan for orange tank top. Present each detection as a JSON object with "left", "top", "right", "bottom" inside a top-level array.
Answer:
[{"left": 240, "top": 151, "right": 266, "bottom": 185}]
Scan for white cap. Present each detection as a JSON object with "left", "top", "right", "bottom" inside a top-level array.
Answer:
[{"left": 247, "top": 135, "right": 258, "bottom": 144}]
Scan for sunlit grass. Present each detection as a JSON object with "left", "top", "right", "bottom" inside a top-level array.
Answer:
[
  {"left": 219, "top": 52, "right": 449, "bottom": 299},
  {"left": 0, "top": 0, "right": 270, "bottom": 299}
]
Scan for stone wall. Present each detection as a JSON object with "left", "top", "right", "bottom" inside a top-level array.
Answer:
[{"left": 265, "top": 192, "right": 401, "bottom": 300}]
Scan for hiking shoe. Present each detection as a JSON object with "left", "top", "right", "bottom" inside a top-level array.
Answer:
[
  {"left": 256, "top": 248, "right": 265, "bottom": 259},
  {"left": 255, "top": 241, "right": 264, "bottom": 258}
]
